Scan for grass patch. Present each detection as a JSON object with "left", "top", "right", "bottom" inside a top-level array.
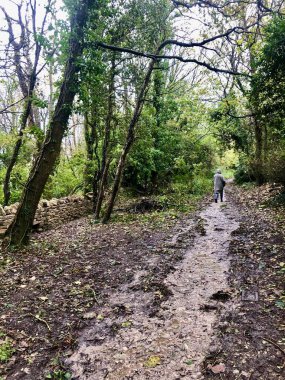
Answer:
[
  {"left": 0, "top": 333, "right": 14, "bottom": 362},
  {"left": 109, "top": 191, "right": 203, "bottom": 227}
]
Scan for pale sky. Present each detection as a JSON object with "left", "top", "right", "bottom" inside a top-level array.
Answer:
[{"left": 0, "top": 0, "right": 66, "bottom": 44}]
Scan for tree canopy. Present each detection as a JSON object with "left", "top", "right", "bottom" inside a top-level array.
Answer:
[{"left": 0, "top": 0, "right": 285, "bottom": 245}]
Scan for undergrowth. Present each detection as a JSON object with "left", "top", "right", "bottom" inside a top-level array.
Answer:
[{"left": 0, "top": 333, "right": 14, "bottom": 363}]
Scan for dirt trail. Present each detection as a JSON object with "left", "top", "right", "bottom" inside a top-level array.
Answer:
[{"left": 67, "top": 194, "right": 239, "bottom": 379}]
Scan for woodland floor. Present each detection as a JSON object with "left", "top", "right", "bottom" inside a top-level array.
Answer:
[{"left": 0, "top": 184, "right": 285, "bottom": 380}]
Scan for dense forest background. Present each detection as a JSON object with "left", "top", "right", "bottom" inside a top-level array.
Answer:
[{"left": 1, "top": 0, "right": 285, "bottom": 245}]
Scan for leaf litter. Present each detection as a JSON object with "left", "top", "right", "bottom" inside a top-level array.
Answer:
[
  {"left": 0, "top": 183, "right": 284, "bottom": 379},
  {"left": 0, "top": 201, "right": 200, "bottom": 379}
]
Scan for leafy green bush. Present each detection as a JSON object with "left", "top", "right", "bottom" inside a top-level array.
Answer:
[
  {"left": 234, "top": 155, "right": 256, "bottom": 184},
  {"left": 264, "top": 147, "right": 285, "bottom": 185},
  {"left": 43, "top": 148, "right": 86, "bottom": 199}
]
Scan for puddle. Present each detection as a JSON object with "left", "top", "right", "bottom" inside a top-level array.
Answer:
[{"left": 66, "top": 200, "right": 239, "bottom": 379}]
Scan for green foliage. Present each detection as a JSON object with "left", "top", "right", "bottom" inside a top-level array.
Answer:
[
  {"left": 45, "top": 370, "right": 72, "bottom": 379},
  {"left": 234, "top": 154, "right": 255, "bottom": 184},
  {"left": 252, "top": 17, "right": 285, "bottom": 122},
  {"left": 122, "top": 68, "right": 216, "bottom": 193},
  {"left": 31, "top": 95, "right": 48, "bottom": 109},
  {"left": 43, "top": 147, "right": 86, "bottom": 199},
  {"left": 210, "top": 94, "right": 251, "bottom": 153},
  {"left": 0, "top": 132, "right": 16, "bottom": 167},
  {"left": 172, "top": 163, "right": 213, "bottom": 197},
  {"left": 249, "top": 17, "right": 285, "bottom": 184},
  {"left": 0, "top": 335, "right": 14, "bottom": 363},
  {"left": 0, "top": 134, "right": 35, "bottom": 204},
  {"left": 275, "top": 299, "right": 285, "bottom": 309},
  {"left": 123, "top": 104, "right": 182, "bottom": 191},
  {"left": 217, "top": 149, "right": 239, "bottom": 178},
  {"left": 0, "top": 0, "right": 240, "bottom": 211},
  {"left": 26, "top": 125, "right": 45, "bottom": 143},
  {"left": 263, "top": 143, "right": 285, "bottom": 185}
]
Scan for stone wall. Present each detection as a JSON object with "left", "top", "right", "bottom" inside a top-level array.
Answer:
[{"left": 0, "top": 196, "right": 93, "bottom": 238}]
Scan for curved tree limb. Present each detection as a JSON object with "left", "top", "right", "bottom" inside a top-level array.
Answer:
[{"left": 96, "top": 42, "right": 248, "bottom": 76}]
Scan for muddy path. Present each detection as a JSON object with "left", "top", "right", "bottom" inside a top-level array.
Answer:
[
  {"left": 2, "top": 184, "right": 284, "bottom": 379},
  {"left": 67, "top": 193, "right": 240, "bottom": 379},
  {"left": 1, "top": 185, "right": 284, "bottom": 379},
  {"left": 204, "top": 185, "right": 285, "bottom": 380}
]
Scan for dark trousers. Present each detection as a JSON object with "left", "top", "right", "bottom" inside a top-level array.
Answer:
[{"left": 214, "top": 189, "right": 223, "bottom": 202}]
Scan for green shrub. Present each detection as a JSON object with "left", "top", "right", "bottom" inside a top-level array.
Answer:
[
  {"left": 234, "top": 155, "right": 256, "bottom": 184},
  {"left": 264, "top": 147, "right": 285, "bottom": 185}
]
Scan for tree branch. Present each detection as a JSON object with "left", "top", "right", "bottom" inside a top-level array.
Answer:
[
  {"left": 96, "top": 42, "right": 248, "bottom": 76},
  {"left": 159, "top": 26, "right": 245, "bottom": 50},
  {"left": 0, "top": 96, "right": 27, "bottom": 115}
]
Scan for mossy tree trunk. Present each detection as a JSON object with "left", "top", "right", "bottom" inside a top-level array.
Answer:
[
  {"left": 254, "top": 117, "right": 264, "bottom": 185},
  {"left": 94, "top": 55, "right": 116, "bottom": 219}
]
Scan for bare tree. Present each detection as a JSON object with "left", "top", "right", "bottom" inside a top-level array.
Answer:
[{"left": 1, "top": 0, "right": 51, "bottom": 205}]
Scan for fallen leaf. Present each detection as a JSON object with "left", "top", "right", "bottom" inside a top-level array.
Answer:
[
  {"left": 121, "top": 321, "right": 132, "bottom": 328},
  {"left": 144, "top": 355, "right": 161, "bottom": 368},
  {"left": 19, "top": 341, "right": 29, "bottom": 348},
  {"left": 38, "top": 296, "right": 48, "bottom": 301},
  {"left": 207, "top": 363, "right": 226, "bottom": 374},
  {"left": 83, "top": 312, "right": 97, "bottom": 319}
]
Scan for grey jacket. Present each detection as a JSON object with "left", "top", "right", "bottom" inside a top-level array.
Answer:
[{"left": 214, "top": 173, "right": 226, "bottom": 191}]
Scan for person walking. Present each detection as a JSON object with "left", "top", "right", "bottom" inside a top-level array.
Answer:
[{"left": 214, "top": 169, "right": 226, "bottom": 203}]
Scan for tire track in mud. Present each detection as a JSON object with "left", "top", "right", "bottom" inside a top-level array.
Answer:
[{"left": 66, "top": 195, "right": 239, "bottom": 379}]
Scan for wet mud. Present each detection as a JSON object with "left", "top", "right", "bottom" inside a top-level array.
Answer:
[{"left": 67, "top": 197, "right": 239, "bottom": 379}]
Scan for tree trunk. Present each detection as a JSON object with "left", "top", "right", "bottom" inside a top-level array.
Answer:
[
  {"left": 254, "top": 118, "right": 264, "bottom": 185},
  {"left": 102, "top": 57, "right": 156, "bottom": 223},
  {"left": 263, "top": 123, "right": 268, "bottom": 167},
  {"left": 3, "top": 96, "right": 34, "bottom": 205},
  {"left": 151, "top": 65, "right": 164, "bottom": 191},
  {"left": 3, "top": 1, "right": 93, "bottom": 246},
  {"left": 94, "top": 158, "right": 111, "bottom": 219},
  {"left": 94, "top": 55, "right": 116, "bottom": 218},
  {"left": 84, "top": 114, "right": 96, "bottom": 194}
]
